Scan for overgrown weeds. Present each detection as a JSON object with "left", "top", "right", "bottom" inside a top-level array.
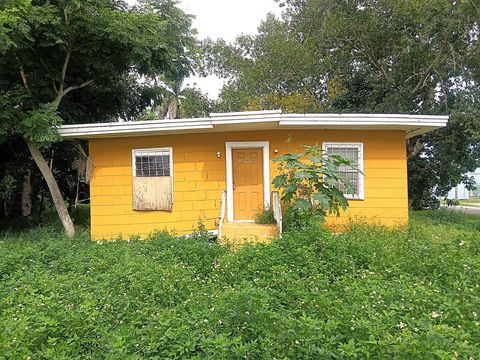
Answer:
[
  {"left": 0, "top": 210, "right": 479, "bottom": 358},
  {"left": 254, "top": 207, "right": 276, "bottom": 224}
]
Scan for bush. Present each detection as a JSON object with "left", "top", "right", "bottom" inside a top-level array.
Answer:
[
  {"left": 254, "top": 208, "right": 276, "bottom": 224},
  {"left": 410, "top": 191, "right": 441, "bottom": 210},
  {"left": 273, "top": 145, "right": 356, "bottom": 228},
  {"left": 1, "top": 211, "right": 479, "bottom": 358}
]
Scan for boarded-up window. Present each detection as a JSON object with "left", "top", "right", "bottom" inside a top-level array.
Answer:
[
  {"left": 323, "top": 143, "right": 364, "bottom": 199},
  {"left": 132, "top": 148, "right": 173, "bottom": 211}
]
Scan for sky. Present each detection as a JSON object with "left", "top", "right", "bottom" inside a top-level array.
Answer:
[
  {"left": 178, "top": 0, "right": 282, "bottom": 98},
  {"left": 128, "top": 0, "right": 282, "bottom": 98}
]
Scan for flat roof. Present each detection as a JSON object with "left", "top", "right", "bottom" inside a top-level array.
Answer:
[{"left": 57, "top": 110, "right": 449, "bottom": 139}]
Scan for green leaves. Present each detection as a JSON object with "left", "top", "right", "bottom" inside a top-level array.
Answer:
[
  {"left": 0, "top": 0, "right": 196, "bottom": 139},
  {"left": 0, "top": 0, "right": 31, "bottom": 54},
  {"left": 206, "top": 0, "right": 480, "bottom": 205},
  {"left": 272, "top": 145, "right": 355, "bottom": 227},
  {"left": 21, "top": 103, "right": 62, "bottom": 147},
  {"left": 1, "top": 210, "right": 480, "bottom": 357}
]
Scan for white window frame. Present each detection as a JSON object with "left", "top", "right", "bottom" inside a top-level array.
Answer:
[
  {"left": 225, "top": 141, "right": 270, "bottom": 222},
  {"left": 132, "top": 147, "right": 174, "bottom": 201},
  {"left": 322, "top": 142, "right": 364, "bottom": 200}
]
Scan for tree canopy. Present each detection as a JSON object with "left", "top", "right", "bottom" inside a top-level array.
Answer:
[
  {"left": 0, "top": 0, "right": 196, "bottom": 235},
  {"left": 205, "top": 0, "right": 480, "bottom": 206}
]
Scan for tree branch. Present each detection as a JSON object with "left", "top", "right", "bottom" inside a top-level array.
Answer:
[
  {"left": 407, "top": 137, "right": 425, "bottom": 159},
  {"left": 353, "top": 25, "right": 388, "bottom": 79},
  {"left": 57, "top": 46, "right": 72, "bottom": 95},
  {"left": 434, "top": 69, "right": 448, "bottom": 112},
  {"left": 53, "top": 79, "right": 94, "bottom": 107},
  {"left": 52, "top": 80, "right": 58, "bottom": 95},
  {"left": 411, "top": 37, "right": 450, "bottom": 96},
  {"left": 63, "top": 79, "right": 94, "bottom": 95},
  {"left": 15, "top": 56, "right": 28, "bottom": 89},
  {"left": 411, "top": 63, "right": 434, "bottom": 96}
]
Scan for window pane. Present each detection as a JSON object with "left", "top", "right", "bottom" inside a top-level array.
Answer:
[
  {"left": 134, "top": 151, "right": 171, "bottom": 177},
  {"left": 326, "top": 145, "right": 361, "bottom": 197}
]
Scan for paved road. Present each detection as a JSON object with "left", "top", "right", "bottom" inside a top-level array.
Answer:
[{"left": 445, "top": 205, "right": 480, "bottom": 216}]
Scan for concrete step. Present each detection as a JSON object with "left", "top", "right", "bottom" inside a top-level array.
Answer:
[{"left": 220, "top": 222, "right": 277, "bottom": 245}]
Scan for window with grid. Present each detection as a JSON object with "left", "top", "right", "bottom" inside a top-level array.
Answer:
[
  {"left": 134, "top": 149, "right": 171, "bottom": 177},
  {"left": 323, "top": 143, "right": 364, "bottom": 199}
]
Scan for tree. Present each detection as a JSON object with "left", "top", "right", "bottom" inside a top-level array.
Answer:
[
  {"left": 138, "top": 83, "right": 212, "bottom": 120},
  {"left": 181, "top": 87, "right": 213, "bottom": 118},
  {"left": 152, "top": 78, "right": 212, "bottom": 119},
  {"left": 159, "top": 77, "right": 184, "bottom": 119},
  {"left": 205, "top": 0, "right": 480, "bottom": 206},
  {"left": 0, "top": 0, "right": 195, "bottom": 236},
  {"left": 244, "top": 92, "right": 321, "bottom": 113},
  {"left": 203, "top": 13, "right": 320, "bottom": 112}
]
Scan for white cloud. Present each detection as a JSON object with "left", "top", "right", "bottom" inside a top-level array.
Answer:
[
  {"left": 178, "top": 0, "right": 281, "bottom": 43},
  {"left": 128, "top": 0, "right": 282, "bottom": 99}
]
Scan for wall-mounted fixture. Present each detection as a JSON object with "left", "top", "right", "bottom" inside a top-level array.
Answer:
[
  {"left": 216, "top": 151, "right": 221, "bottom": 158},
  {"left": 274, "top": 149, "right": 279, "bottom": 154}
]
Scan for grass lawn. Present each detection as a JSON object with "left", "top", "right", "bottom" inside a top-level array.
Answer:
[
  {"left": 459, "top": 201, "right": 480, "bottom": 208},
  {"left": 1, "top": 210, "right": 479, "bottom": 358},
  {"left": 457, "top": 196, "right": 480, "bottom": 207}
]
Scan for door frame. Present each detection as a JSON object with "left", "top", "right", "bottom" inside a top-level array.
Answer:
[{"left": 225, "top": 141, "right": 270, "bottom": 222}]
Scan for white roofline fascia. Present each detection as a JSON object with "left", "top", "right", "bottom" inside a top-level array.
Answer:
[
  {"left": 59, "top": 117, "right": 211, "bottom": 129},
  {"left": 279, "top": 120, "right": 448, "bottom": 127},
  {"left": 57, "top": 111, "right": 449, "bottom": 139},
  {"left": 281, "top": 113, "right": 449, "bottom": 120},
  {"left": 58, "top": 121, "right": 213, "bottom": 138},
  {"left": 209, "top": 109, "right": 282, "bottom": 117}
]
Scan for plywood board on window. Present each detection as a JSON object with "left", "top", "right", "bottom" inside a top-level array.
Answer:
[{"left": 133, "top": 177, "right": 173, "bottom": 211}]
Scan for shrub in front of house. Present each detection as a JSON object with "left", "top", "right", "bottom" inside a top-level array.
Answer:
[{"left": 273, "top": 145, "right": 358, "bottom": 230}]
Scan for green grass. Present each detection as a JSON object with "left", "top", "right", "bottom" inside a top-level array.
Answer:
[
  {"left": 455, "top": 196, "right": 480, "bottom": 207},
  {"left": 1, "top": 209, "right": 479, "bottom": 358},
  {"left": 459, "top": 201, "right": 480, "bottom": 207}
]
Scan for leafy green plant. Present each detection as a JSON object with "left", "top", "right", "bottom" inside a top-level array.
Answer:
[
  {"left": 0, "top": 175, "right": 16, "bottom": 202},
  {"left": 1, "top": 209, "right": 480, "bottom": 358},
  {"left": 0, "top": 0, "right": 196, "bottom": 237},
  {"left": 254, "top": 207, "right": 276, "bottom": 224},
  {"left": 273, "top": 145, "right": 355, "bottom": 226},
  {"left": 191, "top": 217, "right": 210, "bottom": 241},
  {"left": 0, "top": 175, "right": 16, "bottom": 216}
]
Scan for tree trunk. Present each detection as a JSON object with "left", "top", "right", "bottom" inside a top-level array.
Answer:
[
  {"left": 26, "top": 140, "right": 75, "bottom": 238},
  {"left": 166, "top": 97, "right": 181, "bottom": 119},
  {"left": 3, "top": 201, "right": 10, "bottom": 217},
  {"left": 21, "top": 170, "right": 32, "bottom": 217}
]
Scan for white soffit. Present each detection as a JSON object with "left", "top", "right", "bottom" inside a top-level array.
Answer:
[{"left": 57, "top": 110, "right": 448, "bottom": 139}]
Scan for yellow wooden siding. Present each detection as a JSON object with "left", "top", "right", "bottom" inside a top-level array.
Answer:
[{"left": 89, "top": 130, "right": 408, "bottom": 240}]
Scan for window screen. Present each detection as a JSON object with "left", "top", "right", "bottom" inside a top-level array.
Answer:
[
  {"left": 324, "top": 143, "right": 363, "bottom": 198},
  {"left": 134, "top": 149, "right": 171, "bottom": 177}
]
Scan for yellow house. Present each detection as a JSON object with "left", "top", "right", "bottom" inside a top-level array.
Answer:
[{"left": 58, "top": 110, "right": 448, "bottom": 240}]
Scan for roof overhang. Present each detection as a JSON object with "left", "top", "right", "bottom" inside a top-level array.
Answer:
[{"left": 57, "top": 110, "right": 449, "bottom": 140}]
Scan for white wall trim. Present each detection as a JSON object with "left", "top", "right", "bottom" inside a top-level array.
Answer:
[
  {"left": 225, "top": 141, "right": 270, "bottom": 222},
  {"left": 322, "top": 142, "right": 365, "bottom": 200}
]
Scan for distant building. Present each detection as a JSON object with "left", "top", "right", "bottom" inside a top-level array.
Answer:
[{"left": 447, "top": 168, "right": 480, "bottom": 200}]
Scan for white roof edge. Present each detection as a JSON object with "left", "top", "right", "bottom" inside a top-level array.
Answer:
[
  {"left": 59, "top": 117, "right": 211, "bottom": 129},
  {"left": 209, "top": 109, "right": 282, "bottom": 117},
  {"left": 57, "top": 112, "right": 449, "bottom": 139},
  {"left": 279, "top": 119, "right": 448, "bottom": 126},
  {"left": 282, "top": 113, "right": 449, "bottom": 120}
]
